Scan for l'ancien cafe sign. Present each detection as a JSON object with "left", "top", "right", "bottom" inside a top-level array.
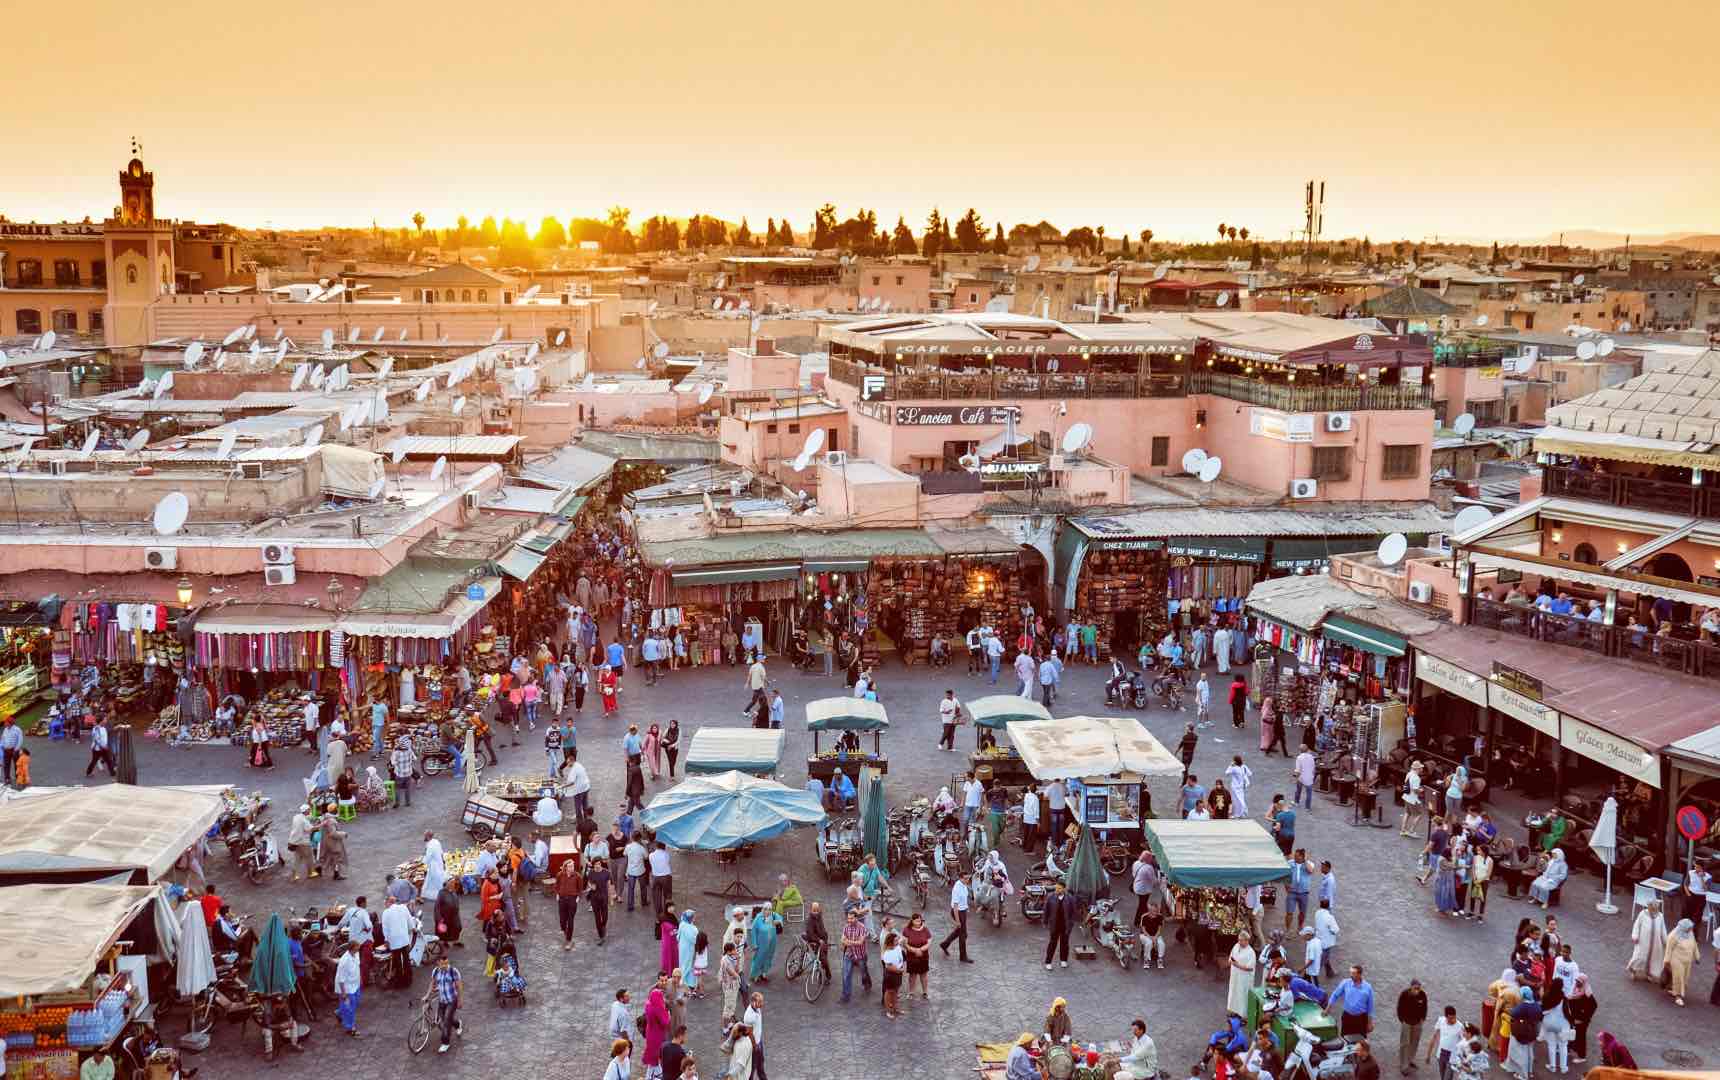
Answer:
[{"left": 895, "top": 405, "right": 1021, "bottom": 426}]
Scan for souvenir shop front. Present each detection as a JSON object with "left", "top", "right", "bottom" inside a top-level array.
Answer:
[
  {"left": 864, "top": 551, "right": 1026, "bottom": 666},
  {"left": 0, "top": 603, "right": 54, "bottom": 722},
  {"left": 650, "top": 563, "right": 801, "bottom": 664},
  {"left": 490, "top": 521, "right": 582, "bottom": 649},
  {"left": 193, "top": 606, "right": 343, "bottom": 746},
  {"left": 54, "top": 597, "right": 193, "bottom": 724},
  {"left": 1062, "top": 525, "right": 1169, "bottom": 661},
  {"left": 1164, "top": 537, "right": 1267, "bottom": 638},
  {"left": 339, "top": 575, "right": 503, "bottom": 718}
]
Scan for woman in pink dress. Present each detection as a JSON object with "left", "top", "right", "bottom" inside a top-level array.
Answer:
[
  {"left": 644, "top": 723, "right": 663, "bottom": 781},
  {"left": 1258, "top": 696, "right": 1277, "bottom": 752}
]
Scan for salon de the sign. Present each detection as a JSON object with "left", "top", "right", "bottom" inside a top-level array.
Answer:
[{"left": 895, "top": 405, "right": 1022, "bottom": 426}]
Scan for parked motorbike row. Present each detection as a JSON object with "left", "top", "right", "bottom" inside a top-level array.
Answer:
[{"left": 1104, "top": 664, "right": 1186, "bottom": 711}]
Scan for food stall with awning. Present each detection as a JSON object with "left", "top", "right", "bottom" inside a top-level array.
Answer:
[
  {"left": 685, "top": 727, "right": 786, "bottom": 778},
  {"left": 966, "top": 695, "right": 1052, "bottom": 787},
  {"left": 805, "top": 696, "right": 889, "bottom": 787},
  {"left": 1006, "top": 715, "right": 1184, "bottom": 860}
]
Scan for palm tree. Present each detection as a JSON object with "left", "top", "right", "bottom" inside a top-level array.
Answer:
[
  {"left": 1140, "top": 228, "right": 1154, "bottom": 249},
  {"left": 1096, "top": 225, "right": 1106, "bottom": 253},
  {"left": 1217, "top": 223, "right": 1227, "bottom": 242},
  {"left": 412, "top": 212, "right": 425, "bottom": 233},
  {"left": 1227, "top": 227, "right": 1239, "bottom": 243},
  {"left": 1239, "top": 227, "right": 1249, "bottom": 242}
]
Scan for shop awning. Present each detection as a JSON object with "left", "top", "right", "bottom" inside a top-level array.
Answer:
[
  {"left": 496, "top": 545, "right": 548, "bottom": 581},
  {"left": 0, "top": 884, "right": 161, "bottom": 996},
  {"left": 672, "top": 563, "right": 801, "bottom": 586},
  {"left": 194, "top": 606, "right": 338, "bottom": 636},
  {"left": 804, "top": 558, "right": 871, "bottom": 573},
  {"left": 1166, "top": 537, "right": 1266, "bottom": 563},
  {"left": 805, "top": 696, "right": 889, "bottom": 731},
  {"left": 339, "top": 576, "right": 500, "bottom": 640},
  {"left": 1004, "top": 716, "right": 1182, "bottom": 789},
  {"left": 1142, "top": 819, "right": 1294, "bottom": 888},
  {"left": 1322, "top": 614, "right": 1406, "bottom": 657},
  {"left": 967, "top": 695, "right": 1052, "bottom": 729},
  {"left": 684, "top": 728, "right": 786, "bottom": 775}
]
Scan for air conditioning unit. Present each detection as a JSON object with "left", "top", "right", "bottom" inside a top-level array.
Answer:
[
  {"left": 462, "top": 491, "right": 481, "bottom": 511},
  {"left": 49, "top": 460, "right": 69, "bottom": 476},
  {"left": 824, "top": 450, "right": 848, "bottom": 467},
  {"left": 144, "top": 547, "right": 178, "bottom": 570},
  {"left": 1290, "top": 478, "right": 1319, "bottom": 499},
  {"left": 1326, "top": 412, "right": 1354, "bottom": 432},
  {"left": 264, "top": 565, "right": 297, "bottom": 586},
  {"left": 261, "top": 543, "right": 295, "bottom": 565},
  {"left": 1408, "top": 581, "right": 1435, "bottom": 604},
  {"left": 239, "top": 461, "right": 264, "bottom": 479}
]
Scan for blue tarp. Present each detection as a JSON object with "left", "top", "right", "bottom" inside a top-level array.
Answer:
[{"left": 639, "top": 771, "right": 826, "bottom": 851}]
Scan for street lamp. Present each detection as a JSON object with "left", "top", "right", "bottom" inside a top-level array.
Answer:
[
  {"left": 176, "top": 576, "right": 194, "bottom": 607},
  {"left": 326, "top": 577, "right": 345, "bottom": 612}
]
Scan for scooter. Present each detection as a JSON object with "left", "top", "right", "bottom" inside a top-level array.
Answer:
[
  {"left": 1152, "top": 676, "right": 1184, "bottom": 711},
  {"left": 1018, "top": 862, "right": 1060, "bottom": 923},
  {"left": 1283, "top": 1022, "right": 1362, "bottom": 1080},
  {"left": 1082, "top": 897, "right": 1142, "bottom": 969},
  {"left": 232, "top": 822, "right": 280, "bottom": 884}
]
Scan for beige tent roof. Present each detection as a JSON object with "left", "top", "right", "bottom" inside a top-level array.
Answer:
[
  {"left": 0, "top": 785, "right": 225, "bottom": 883},
  {"left": 1005, "top": 716, "right": 1184, "bottom": 819},
  {"left": 0, "top": 884, "right": 159, "bottom": 996},
  {"left": 1545, "top": 349, "right": 1720, "bottom": 445}
]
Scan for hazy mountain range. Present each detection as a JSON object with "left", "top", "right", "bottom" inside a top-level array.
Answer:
[{"left": 1526, "top": 229, "right": 1720, "bottom": 251}]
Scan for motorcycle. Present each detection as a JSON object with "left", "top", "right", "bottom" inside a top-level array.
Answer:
[
  {"left": 933, "top": 827, "right": 968, "bottom": 883},
  {"left": 1105, "top": 669, "right": 1151, "bottom": 710},
  {"left": 1152, "top": 675, "right": 1184, "bottom": 711},
  {"left": 1018, "top": 861, "right": 1060, "bottom": 923},
  {"left": 1098, "top": 838, "right": 1133, "bottom": 876},
  {"left": 231, "top": 822, "right": 280, "bottom": 884},
  {"left": 1283, "top": 1022, "right": 1361, "bottom": 1080},
  {"left": 970, "top": 865, "right": 1010, "bottom": 928},
  {"left": 1081, "top": 897, "right": 1142, "bottom": 969},
  {"left": 908, "top": 850, "right": 932, "bottom": 909}
]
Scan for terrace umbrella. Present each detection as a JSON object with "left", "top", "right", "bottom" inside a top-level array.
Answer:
[
  {"left": 860, "top": 769, "right": 888, "bottom": 863},
  {"left": 175, "top": 900, "right": 216, "bottom": 999},
  {"left": 248, "top": 912, "right": 297, "bottom": 997},
  {"left": 1065, "top": 824, "right": 1109, "bottom": 908},
  {"left": 462, "top": 727, "right": 480, "bottom": 794},
  {"left": 1590, "top": 795, "right": 1619, "bottom": 915},
  {"left": 113, "top": 727, "right": 138, "bottom": 785},
  {"left": 640, "top": 770, "right": 826, "bottom": 900}
]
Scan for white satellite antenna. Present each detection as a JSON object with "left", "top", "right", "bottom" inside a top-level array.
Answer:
[
  {"left": 355, "top": 398, "right": 373, "bottom": 425},
  {"left": 415, "top": 379, "right": 431, "bottom": 402},
  {"left": 242, "top": 323, "right": 255, "bottom": 342},
  {"left": 452, "top": 396, "right": 466, "bottom": 414},
  {"left": 1573, "top": 273, "right": 1586, "bottom": 285},
  {"left": 273, "top": 327, "right": 285, "bottom": 342},
  {"left": 1215, "top": 291, "right": 1232, "bottom": 308},
  {"left": 347, "top": 327, "right": 360, "bottom": 343},
  {"left": 647, "top": 301, "right": 659, "bottom": 315},
  {"left": 373, "top": 327, "right": 386, "bottom": 342},
  {"left": 248, "top": 340, "right": 260, "bottom": 361},
  {"left": 274, "top": 341, "right": 289, "bottom": 365},
  {"left": 490, "top": 327, "right": 504, "bottom": 344},
  {"left": 1025, "top": 254, "right": 1041, "bottom": 272},
  {"left": 1452, "top": 506, "right": 1492, "bottom": 535},
  {"left": 1377, "top": 532, "right": 1408, "bottom": 566},
  {"left": 739, "top": 300, "right": 751, "bottom": 312},
  {"left": 635, "top": 357, "right": 647, "bottom": 369},
  {"left": 152, "top": 492, "right": 190, "bottom": 536},
  {"left": 391, "top": 444, "right": 407, "bottom": 465},
  {"left": 1597, "top": 338, "right": 1616, "bottom": 357},
  {"left": 521, "top": 284, "right": 542, "bottom": 300},
  {"left": 526, "top": 342, "right": 540, "bottom": 362},
  {"left": 430, "top": 455, "right": 447, "bottom": 481},
  {"left": 1474, "top": 314, "right": 1489, "bottom": 327},
  {"left": 1061, "top": 422, "right": 1093, "bottom": 454},
  {"left": 291, "top": 364, "right": 309, "bottom": 391},
  {"left": 304, "top": 423, "right": 324, "bottom": 447},
  {"left": 1576, "top": 340, "right": 1598, "bottom": 361},
  {"left": 1155, "top": 263, "right": 1170, "bottom": 279},
  {"left": 581, "top": 373, "right": 596, "bottom": 391},
  {"left": 958, "top": 452, "right": 980, "bottom": 471},
  {"left": 711, "top": 297, "right": 723, "bottom": 310},
  {"left": 750, "top": 316, "right": 762, "bottom": 335},
  {"left": 653, "top": 341, "right": 670, "bottom": 359},
  {"left": 332, "top": 364, "right": 351, "bottom": 390},
  {"left": 80, "top": 430, "right": 100, "bottom": 458},
  {"left": 338, "top": 405, "right": 354, "bottom": 432},
  {"left": 1617, "top": 320, "right": 1632, "bottom": 332},
  {"left": 1198, "top": 457, "right": 1223, "bottom": 483},
  {"left": 185, "top": 342, "right": 205, "bottom": 367},
  {"left": 40, "top": 330, "right": 57, "bottom": 351},
  {"left": 125, "top": 430, "right": 150, "bottom": 452},
  {"left": 379, "top": 357, "right": 394, "bottom": 378},
  {"left": 697, "top": 383, "right": 714, "bottom": 405},
  {"left": 1452, "top": 412, "right": 1476, "bottom": 436},
  {"left": 215, "top": 430, "right": 238, "bottom": 461},
  {"left": 1181, "top": 448, "right": 1209, "bottom": 474},
  {"left": 320, "top": 328, "right": 335, "bottom": 350},
  {"left": 801, "top": 427, "right": 827, "bottom": 458},
  {"left": 554, "top": 331, "right": 568, "bottom": 347},
  {"left": 153, "top": 370, "right": 174, "bottom": 400},
  {"left": 309, "top": 364, "right": 327, "bottom": 388},
  {"left": 398, "top": 328, "right": 409, "bottom": 341},
  {"left": 222, "top": 326, "right": 245, "bottom": 347}
]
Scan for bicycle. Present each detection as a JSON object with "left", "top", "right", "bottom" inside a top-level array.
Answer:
[
  {"left": 408, "top": 997, "right": 457, "bottom": 1054},
  {"left": 782, "top": 937, "right": 830, "bottom": 1002}
]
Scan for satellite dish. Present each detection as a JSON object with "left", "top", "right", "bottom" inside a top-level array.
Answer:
[
  {"left": 635, "top": 357, "right": 647, "bottom": 369},
  {"left": 490, "top": 327, "right": 504, "bottom": 343},
  {"left": 1573, "top": 273, "right": 1585, "bottom": 285},
  {"left": 1452, "top": 505, "right": 1492, "bottom": 534},
  {"left": 373, "top": 327, "right": 386, "bottom": 342},
  {"left": 398, "top": 328, "right": 409, "bottom": 341},
  {"left": 304, "top": 423, "right": 324, "bottom": 447},
  {"left": 415, "top": 379, "right": 431, "bottom": 402},
  {"left": 80, "top": 430, "right": 100, "bottom": 458},
  {"left": 391, "top": 444, "right": 407, "bottom": 465},
  {"left": 1474, "top": 314, "right": 1489, "bottom": 327},
  {"left": 751, "top": 316, "right": 762, "bottom": 334},
  {"left": 320, "top": 328, "right": 335, "bottom": 350},
  {"left": 356, "top": 399, "right": 373, "bottom": 425},
  {"left": 222, "top": 326, "right": 245, "bottom": 347},
  {"left": 125, "top": 430, "right": 150, "bottom": 452},
  {"left": 1215, "top": 291, "right": 1232, "bottom": 308},
  {"left": 345, "top": 327, "right": 359, "bottom": 344},
  {"left": 1155, "top": 262, "right": 1170, "bottom": 279},
  {"left": 248, "top": 340, "right": 260, "bottom": 359},
  {"left": 275, "top": 342, "right": 289, "bottom": 365},
  {"left": 309, "top": 364, "right": 326, "bottom": 388},
  {"left": 1181, "top": 448, "right": 1209, "bottom": 474},
  {"left": 274, "top": 327, "right": 285, "bottom": 342},
  {"left": 331, "top": 364, "right": 350, "bottom": 390},
  {"left": 1576, "top": 340, "right": 1598, "bottom": 361},
  {"left": 1617, "top": 320, "right": 1632, "bottom": 332},
  {"left": 711, "top": 298, "right": 723, "bottom": 310},
  {"left": 153, "top": 370, "right": 174, "bottom": 400},
  {"left": 290, "top": 364, "right": 309, "bottom": 391},
  {"left": 881, "top": 301, "right": 892, "bottom": 313},
  {"left": 216, "top": 430, "right": 238, "bottom": 461},
  {"left": 1025, "top": 255, "right": 1041, "bottom": 272},
  {"left": 581, "top": 373, "right": 596, "bottom": 391},
  {"left": 647, "top": 300, "right": 659, "bottom": 315},
  {"left": 452, "top": 396, "right": 466, "bottom": 414},
  {"left": 40, "top": 330, "right": 57, "bottom": 351},
  {"left": 152, "top": 492, "right": 190, "bottom": 536},
  {"left": 430, "top": 455, "right": 447, "bottom": 481},
  {"left": 1597, "top": 338, "right": 1616, "bottom": 357},
  {"left": 1198, "top": 457, "right": 1223, "bottom": 483},
  {"left": 379, "top": 357, "right": 394, "bottom": 378},
  {"left": 653, "top": 341, "right": 670, "bottom": 360},
  {"left": 958, "top": 452, "right": 980, "bottom": 471},
  {"left": 1061, "top": 422, "right": 1093, "bottom": 454},
  {"left": 522, "top": 284, "right": 542, "bottom": 300},
  {"left": 185, "top": 342, "right": 206, "bottom": 366},
  {"left": 697, "top": 383, "right": 714, "bottom": 405},
  {"left": 1377, "top": 532, "right": 1408, "bottom": 566},
  {"left": 367, "top": 476, "right": 386, "bottom": 499},
  {"left": 526, "top": 342, "right": 540, "bottom": 362},
  {"left": 554, "top": 331, "right": 568, "bottom": 347},
  {"left": 1452, "top": 412, "right": 1476, "bottom": 436},
  {"left": 801, "top": 427, "right": 827, "bottom": 458},
  {"left": 739, "top": 300, "right": 751, "bottom": 312}
]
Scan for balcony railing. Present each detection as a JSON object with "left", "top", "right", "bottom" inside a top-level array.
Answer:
[
  {"left": 1471, "top": 596, "right": 1720, "bottom": 683},
  {"left": 1189, "top": 372, "right": 1434, "bottom": 412},
  {"left": 828, "top": 357, "right": 1186, "bottom": 400},
  {"left": 1542, "top": 465, "right": 1719, "bottom": 518}
]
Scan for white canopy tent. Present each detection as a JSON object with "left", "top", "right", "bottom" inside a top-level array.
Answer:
[
  {"left": 1005, "top": 715, "right": 1184, "bottom": 817},
  {"left": 0, "top": 785, "right": 225, "bottom": 884},
  {"left": 0, "top": 884, "right": 162, "bottom": 997}
]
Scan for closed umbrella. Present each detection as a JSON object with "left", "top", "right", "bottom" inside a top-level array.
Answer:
[
  {"left": 112, "top": 727, "right": 138, "bottom": 785},
  {"left": 1065, "top": 824, "right": 1109, "bottom": 908},
  {"left": 175, "top": 900, "right": 215, "bottom": 998},
  {"left": 860, "top": 769, "right": 887, "bottom": 862},
  {"left": 462, "top": 727, "right": 480, "bottom": 794},
  {"left": 248, "top": 912, "right": 297, "bottom": 997},
  {"left": 1590, "top": 795, "right": 1619, "bottom": 915}
]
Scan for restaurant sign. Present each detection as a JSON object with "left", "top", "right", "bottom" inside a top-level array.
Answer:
[
  {"left": 976, "top": 460, "right": 1044, "bottom": 475},
  {"left": 1490, "top": 662, "right": 1544, "bottom": 701},
  {"left": 1561, "top": 715, "right": 1660, "bottom": 788},
  {"left": 885, "top": 341, "right": 1181, "bottom": 356},
  {"left": 1248, "top": 408, "right": 1315, "bottom": 444},
  {"left": 895, "top": 404, "right": 1021, "bottom": 426},
  {"left": 1486, "top": 681, "right": 1558, "bottom": 737}
]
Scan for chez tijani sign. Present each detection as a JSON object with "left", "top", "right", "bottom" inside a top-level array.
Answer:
[{"left": 895, "top": 404, "right": 1022, "bottom": 426}]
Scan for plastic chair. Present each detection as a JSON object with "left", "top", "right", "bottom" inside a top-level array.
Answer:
[
  {"left": 48, "top": 717, "right": 66, "bottom": 741},
  {"left": 384, "top": 780, "right": 397, "bottom": 804},
  {"left": 336, "top": 802, "right": 358, "bottom": 822}
]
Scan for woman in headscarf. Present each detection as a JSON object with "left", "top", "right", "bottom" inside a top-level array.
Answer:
[
  {"left": 1663, "top": 918, "right": 1700, "bottom": 1006},
  {"left": 1528, "top": 848, "right": 1567, "bottom": 908},
  {"left": 358, "top": 765, "right": 388, "bottom": 811},
  {"left": 1563, "top": 975, "right": 1598, "bottom": 1063},
  {"left": 1444, "top": 765, "right": 1468, "bottom": 818},
  {"left": 1431, "top": 841, "right": 1461, "bottom": 916},
  {"left": 1226, "top": 930, "right": 1257, "bottom": 1018},
  {"left": 932, "top": 786, "right": 958, "bottom": 829},
  {"left": 1487, "top": 969, "right": 1520, "bottom": 1059},
  {"left": 326, "top": 732, "right": 348, "bottom": 791},
  {"left": 315, "top": 803, "right": 348, "bottom": 881},
  {"left": 421, "top": 830, "right": 447, "bottom": 899},
  {"left": 1045, "top": 997, "right": 1073, "bottom": 1043},
  {"left": 658, "top": 903, "right": 680, "bottom": 975},
  {"left": 748, "top": 904, "right": 782, "bottom": 983},
  {"left": 1258, "top": 696, "right": 1276, "bottom": 753},
  {"left": 435, "top": 880, "right": 463, "bottom": 947},
  {"left": 599, "top": 663, "right": 619, "bottom": 715},
  {"left": 640, "top": 981, "right": 671, "bottom": 1076},
  {"left": 1626, "top": 898, "right": 1667, "bottom": 982}
]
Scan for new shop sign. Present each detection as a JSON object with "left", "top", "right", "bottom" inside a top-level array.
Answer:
[
  {"left": 895, "top": 405, "right": 1022, "bottom": 426},
  {"left": 1249, "top": 408, "right": 1315, "bottom": 443}
]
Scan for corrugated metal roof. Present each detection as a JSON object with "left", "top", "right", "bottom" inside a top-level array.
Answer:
[
  {"left": 389, "top": 434, "right": 522, "bottom": 457},
  {"left": 519, "top": 444, "right": 618, "bottom": 492},
  {"left": 1073, "top": 502, "right": 1450, "bottom": 541},
  {"left": 576, "top": 431, "right": 719, "bottom": 462},
  {"left": 349, "top": 558, "right": 489, "bottom": 615},
  {"left": 1245, "top": 574, "right": 1445, "bottom": 636},
  {"left": 640, "top": 526, "right": 947, "bottom": 568}
]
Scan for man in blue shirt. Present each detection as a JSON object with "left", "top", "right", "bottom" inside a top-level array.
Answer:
[
  {"left": 1270, "top": 795, "right": 1296, "bottom": 856},
  {"left": 640, "top": 634, "right": 660, "bottom": 685},
  {"left": 605, "top": 638, "right": 625, "bottom": 675},
  {"left": 1284, "top": 849, "right": 1314, "bottom": 932},
  {"left": 768, "top": 690, "right": 785, "bottom": 729},
  {"left": 1318, "top": 861, "right": 1337, "bottom": 908},
  {"left": 1325, "top": 964, "right": 1375, "bottom": 1037},
  {"left": 426, "top": 954, "right": 463, "bottom": 1053},
  {"left": 1181, "top": 776, "right": 1206, "bottom": 818}
]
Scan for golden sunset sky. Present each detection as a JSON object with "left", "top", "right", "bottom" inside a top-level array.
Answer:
[{"left": 7, "top": 0, "right": 1718, "bottom": 241}]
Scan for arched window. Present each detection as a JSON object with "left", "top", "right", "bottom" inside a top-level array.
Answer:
[
  {"left": 461, "top": 289, "right": 471, "bottom": 302},
  {"left": 52, "top": 310, "right": 78, "bottom": 332},
  {"left": 15, "top": 310, "right": 42, "bottom": 334},
  {"left": 126, "top": 265, "right": 139, "bottom": 285},
  {"left": 1573, "top": 543, "right": 1598, "bottom": 564},
  {"left": 444, "top": 290, "right": 456, "bottom": 302},
  {"left": 477, "top": 289, "right": 488, "bottom": 302},
  {"left": 423, "top": 289, "right": 434, "bottom": 303}
]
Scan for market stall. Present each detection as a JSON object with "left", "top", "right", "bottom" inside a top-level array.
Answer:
[
  {"left": 0, "top": 784, "right": 225, "bottom": 885},
  {"left": 965, "top": 695, "right": 1052, "bottom": 788},
  {"left": 805, "top": 696, "right": 889, "bottom": 786},
  {"left": 640, "top": 769, "right": 826, "bottom": 899},
  {"left": 684, "top": 727, "right": 786, "bottom": 778},
  {"left": 0, "top": 883, "right": 167, "bottom": 1080},
  {"left": 1007, "top": 715, "right": 1184, "bottom": 822}
]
